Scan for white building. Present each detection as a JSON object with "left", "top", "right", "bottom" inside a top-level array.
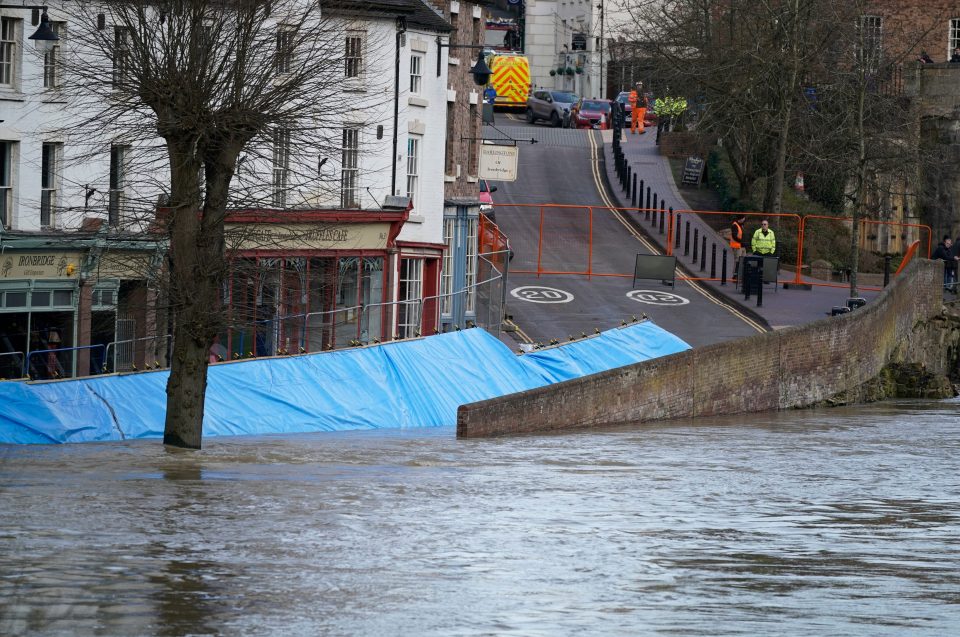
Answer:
[{"left": 0, "top": 0, "right": 460, "bottom": 379}]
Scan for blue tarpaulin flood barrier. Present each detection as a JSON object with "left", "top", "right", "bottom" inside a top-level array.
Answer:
[{"left": 0, "top": 321, "right": 690, "bottom": 445}]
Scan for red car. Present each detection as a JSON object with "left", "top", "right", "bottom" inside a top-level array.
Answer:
[
  {"left": 480, "top": 179, "right": 497, "bottom": 219},
  {"left": 571, "top": 99, "right": 612, "bottom": 129}
]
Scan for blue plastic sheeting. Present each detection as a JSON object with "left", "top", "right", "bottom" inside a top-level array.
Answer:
[{"left": 0, "top": 321, "right": 689, "bottom": 445}]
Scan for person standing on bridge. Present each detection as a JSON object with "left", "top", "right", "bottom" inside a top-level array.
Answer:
[
  {"left": 729, "top": 214, "right": 746, "bottom": 277},
  {"left": 751, "top": 219, "right": 776, "bottom": 256},
  {"left": 629, "top": 82, "right": 646, "bottom": 135}
]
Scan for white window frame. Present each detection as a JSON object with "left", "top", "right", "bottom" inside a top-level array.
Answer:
[
  {"left": 465, "top": 217, "right": 478, "bottom": 314},
  {"left": 272, "top": 127, "right": 290, "bottom": 208},
  {"left": 858, "top": 15, "right": 883, "bottom": 69},
  {"left": 397, "top": 257, "right": 423, "bottom": 338},
  {"left": 406, "top": 135, "right": 420, "bottom": 204},
  {"left": 340, "top": 126, "right": 360, "bottom": 208},
  {"left": 441, "top": 217, "right": 454, "bottom": 315},
  {"left": 41, "top": 142, "right": 61, "bottom": 228},
  {"left": 409, "top": 53, "right": 422, "bottom": 95},
  {"left": 43, "top": 22, "right": 64, "bottom": 90},
  {"left": 0, "top": 17, "right": 20, "bottom": 89},
  {"left": 344, "top": 30, "right": 364, "bottom": 80},
  {"left": 0, "top": 140, "right": 15, "bottom": 229},
  {"left": 950, "top": 18, "right": 960, "bottom": 57},
  {"left": 113, "top": 26, "right": 131, "bottom": 89},
  {"left": 277, "top": 26, "right": 294, "bottom": 74},
  {"left": 109, "top": 144, "right": 128, "bottom": 227}
]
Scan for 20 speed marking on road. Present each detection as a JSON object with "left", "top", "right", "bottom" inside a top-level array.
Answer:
[
  {"left": 511, "top": 286, "right": 574, "bottom": 304},
  {"left": 626, "top": 290, "right": 690, "bottom": 306}
]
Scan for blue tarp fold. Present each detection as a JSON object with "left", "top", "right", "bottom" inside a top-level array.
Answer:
[{"left": 0, "top": 321, "right": 689, "bottom": 444}]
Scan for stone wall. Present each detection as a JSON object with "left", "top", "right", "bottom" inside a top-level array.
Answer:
[{"left": 457, "top": 259, "right": 958, "bottom": 438}]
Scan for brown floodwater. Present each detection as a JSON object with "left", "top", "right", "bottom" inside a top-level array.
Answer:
[{"left": 1, "top": 398, "right": 959, "bottom": 636}]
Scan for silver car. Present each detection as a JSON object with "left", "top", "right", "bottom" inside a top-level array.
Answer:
[{"left": 526, "top": 90, "right": 578, "bottom": 127}]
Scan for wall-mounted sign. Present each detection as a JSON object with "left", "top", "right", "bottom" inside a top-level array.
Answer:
[
  {"left": 479, "top": 144, "right": 519, "bottom": 182},
  {"left": 572, "top": 33, "right": 587, "bottom": 51},
  {"left": 225, "top": 222, "right": 391, "bottom": 251},
  {"left": 0, "top": 253, "right": 82, "bottom": 279}
]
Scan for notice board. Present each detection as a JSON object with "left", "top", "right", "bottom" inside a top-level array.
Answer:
[{"left": 681, "top": 156, "right": 705, "bottom": 186}]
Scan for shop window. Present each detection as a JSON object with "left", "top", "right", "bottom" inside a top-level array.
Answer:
[
  {"left": 441, "top": 217, "right": 455, "bottom": 315},
  {"left": 398, "top": 257, "right": 422, "bottom": 338},
  {"left": 4, "top": 291, "right": 26, "bottom": 307},
  {"left": 31, "top": 290, "right": 51, "bottom": 306},
  {"left": 52, "top": 289, "right": 72, "bottom": 306},
  {"left": 465, "top": 216, "right": 478, "bottom": 314}
]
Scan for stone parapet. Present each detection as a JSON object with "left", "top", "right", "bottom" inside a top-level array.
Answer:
[{"left": 457, "top": 259, "right": 957, "bottom": 437}]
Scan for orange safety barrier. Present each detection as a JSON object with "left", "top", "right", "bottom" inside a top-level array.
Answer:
[{"left": 490, "top": 204, "right": 932, "bottom": 290}]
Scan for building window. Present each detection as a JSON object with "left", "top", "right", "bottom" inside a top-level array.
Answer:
[
  {"left": 398, "top": 257, "right": 423, "bottom": 338},
  {"left": 113, "top": 27, "right": 131, "bottom": 88},
  {"left": 468, "top": 102, "right": 478, "bottom": 176},
  {"left": 277, "top": 27, "right": 294, "bottom": 74},
  {"left": 410, "top": 54, "right": 422, "bottom": 94},
  {"left": 345, "top": 31, "right": 363, "bottom": 78},
  {"left": 109, "top": 144, "right": 128, "bottom": 226},
  {"left": 406, "top": 135, "right": 420, "bottom": 203},
  {"left": 465, "top": 217, "right": 478, "bottom": 313},
  {"left": 41, "top": 142, "right": 61, "bottom": 228},
  {"left": 0, "top": 140, "right": 13, "bottom": 229},
  {"left": 43, "top": 22, "right": 63, "bottom": 89},
  {"left": 272, "top": 127, "right": 290, "bottom": 208},
  {"left": 445, "top": 101, "right": 455, "bottom": 176},
  {"left": 0, "top": 17, "right": 18, "bottom": 87},
  {"left": 951, "top": 18, "right": 960, "bottom": 55},
  {"left": 340, "top": 126, "right": 359, "bottom": 208},
  {"left": 858, "top": 15, "right": 882, "bottom": 68},
  {"left": 441, "top": 217, "right": 454, "bottom": 315}
]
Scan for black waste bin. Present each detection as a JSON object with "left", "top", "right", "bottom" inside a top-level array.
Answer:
[{"left": 742, "top": 255, "right": 763, "bottom": 299}]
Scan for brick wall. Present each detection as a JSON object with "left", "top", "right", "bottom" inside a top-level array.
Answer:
[
  {"left": 867, "top": 1, "right": 958, "bottom": 63},
  {"left": 434, "top": 0, "right": 484, "bottom": 200},
  {"left": 457, "top": 259, "right": 950, "bottom": 437}
]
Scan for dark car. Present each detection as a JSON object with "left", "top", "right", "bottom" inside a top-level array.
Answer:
[
  {"left": 570, "top": 98, "right": 612, "bottom": 129},
  {"left": 526, "top": 90, "right": 578, "bottom": 127}
]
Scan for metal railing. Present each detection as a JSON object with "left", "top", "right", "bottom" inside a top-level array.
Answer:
[
  {"left": 103, "top": 335, "right": 171, "bottom": 374},
  {"left": 0, "top": 351, "right": 25, "bottom": 380},
  {"left": 24, "top": 344, "right": 105, "bottom": 380}
]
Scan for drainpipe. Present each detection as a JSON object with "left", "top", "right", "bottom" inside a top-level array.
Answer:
[{"left": 391, "top": 16, "right": 407, "bottom": 196}]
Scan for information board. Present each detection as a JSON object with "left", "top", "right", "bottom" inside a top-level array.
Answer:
[{"left": 681, "top": 156, "right": 705, "bottom": 186}]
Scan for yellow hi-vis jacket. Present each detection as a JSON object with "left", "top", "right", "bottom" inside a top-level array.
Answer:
[{"left": 751, "top": 228, "right": 776, "bottom": 255}]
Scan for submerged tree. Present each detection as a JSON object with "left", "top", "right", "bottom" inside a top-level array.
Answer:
[{"left": 58, "top": 0, "right": 379, "bottom": 448}]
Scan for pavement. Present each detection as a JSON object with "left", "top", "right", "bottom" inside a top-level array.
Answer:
[{"left": 601, "top": 126, "right": 880, "bottom": 329}]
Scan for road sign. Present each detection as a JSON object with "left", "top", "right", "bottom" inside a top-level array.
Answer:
[
  {"left": 626, "top": 290, "right": 690, "bottom": 306},
  {"left": 510, "top": 286, "right": 574, "bottom": 303},
  {"left": 479, "top": 144, "right": 519, "bottom": 181}
]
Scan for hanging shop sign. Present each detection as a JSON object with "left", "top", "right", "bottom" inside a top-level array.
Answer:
[{"left": 479, "top": 144, "right": 519, "bottom": 182}]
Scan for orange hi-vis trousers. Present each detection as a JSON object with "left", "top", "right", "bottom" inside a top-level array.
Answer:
[{"left": 631, "top": 107, "right": 646, "bottom": 134}]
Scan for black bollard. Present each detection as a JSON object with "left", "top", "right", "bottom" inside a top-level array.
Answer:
[
  {"left": 639, "top": 179, "right": 645, "bottom": 208},
  {"left": 657, "top": 202, "right": 663, "bottom": 227},
  {"left": 626, "top": 164, "right": 631, "bottom": 191},
  {"left": 631, "top": 173, "right": 637, "bottom": 207},
  {"left": 710, "top": 244, "right": 716, "bottom": 277},
  {"left": 684, "top": 221, "right": 690, "bottom": 256},
  {"left": 675, "top": 214, "right": 681, "bottom": 248},
  {"left": 700, "top": 236, "right": 707, "bottom": 271},
  {"left": 646, "top": 187, "right": 651, "bottom": 211},
  {"left": 653, "top": 192, "right": 658, "bottom": 212},
  {"left": 693, "top": 228, "right": 699, "bottom": 262},
  {"left": 721, "top": 250, "right": 727, "bottom": 285},
  {"left": 660, "top": 207, "right": 667, "bottom": 234}
]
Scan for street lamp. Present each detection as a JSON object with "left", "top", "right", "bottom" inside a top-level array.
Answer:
[
  {"left": 436, "top": 37, "right": 492, "bottom": 86},
  {"left": 28, "top": 8, "right": 58, "bottom": 52},
  {"left": 0, "top": 6, "right": 60, "bottom": 52}
]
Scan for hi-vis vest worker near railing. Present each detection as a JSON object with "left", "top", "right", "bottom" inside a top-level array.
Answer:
[
  {"left": 751, "top": 219, "right": 776, "bottom": 256},
  {"left": 730, "top": 214, "right": 746, "bottom": 274},
  {"left": 629, "top": 82, "right": 647, "bottom": 135}
]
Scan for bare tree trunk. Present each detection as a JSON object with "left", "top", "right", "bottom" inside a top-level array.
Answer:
[
  {"left": 770, "top": 0, "right": 802, "bottom": 215},
  {"left": 163, "top": 138, "right": 210, "bottom": 450},
  {"left": 849, "top": 75, "right": 867, "bottom": 299}
]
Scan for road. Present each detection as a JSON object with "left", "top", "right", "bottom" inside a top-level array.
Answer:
[{"left": 485, "top": 118, "right": 762, "bottom": 349}]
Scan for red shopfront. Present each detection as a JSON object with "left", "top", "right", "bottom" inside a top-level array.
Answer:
[{"left": 220, "top": 207, "right": 442, "bottom": 358}]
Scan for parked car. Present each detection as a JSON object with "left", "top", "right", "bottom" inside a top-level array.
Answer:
[
  {"left": 526, "top": 90, "right": 578, "bottom": 127},
  {"left": 479, "top": 179, "right": 497, "bottom": 220},
  {"left": 570, "top": 98, "right": 612, "bottom": 129}
]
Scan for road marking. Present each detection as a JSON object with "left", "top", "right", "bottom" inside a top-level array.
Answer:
[
  {"left": 585, "top": 131, "right": 767, "bottom": 334},
  {"left": 510, "top": 286, "right": 574, "bottom": 303},
  {"left": 627, "top": 290, "right": 690, "bottom": 306}
]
